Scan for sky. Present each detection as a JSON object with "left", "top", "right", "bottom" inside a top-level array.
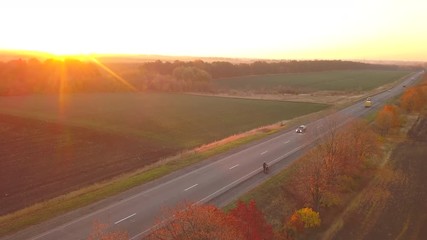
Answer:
[{"left": 0, "top": 0, "right": 426, "bottom": 61}]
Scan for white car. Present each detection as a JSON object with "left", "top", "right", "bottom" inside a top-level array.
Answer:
[{"left": 296, "top": 125, "right": 306, "bottom": 133}]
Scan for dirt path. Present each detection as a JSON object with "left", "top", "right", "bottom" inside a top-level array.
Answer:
[{"left": 324, "top": 113, "right": 427, "bottom": 240}]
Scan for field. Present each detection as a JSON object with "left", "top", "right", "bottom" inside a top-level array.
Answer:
[
  {"left": 214, "top": 70, "right": 411, "bottom": 92},
  {"left": 0, "top": 93, "right": 328, "bottom": 215}
]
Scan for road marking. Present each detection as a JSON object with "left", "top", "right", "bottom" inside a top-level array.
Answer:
[
  {"left": 284, "top": 140, "right": 290, "bottom": 144},
  {"left": 184, "top": 184, "right": 198, "bottom": 191},
  {"left": 114, "top": 213, "right": 136, "bottom": 225},
  {"left": 260, "top": 151, "right": 268, "bottom": 155},
  {"left": 229, "top": 164, "right": 239, "bottom": 170}
]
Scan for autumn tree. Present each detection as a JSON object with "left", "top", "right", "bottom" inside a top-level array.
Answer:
[
  {"left": 286, "top": 208, "right": 320, "bottom": 239},
  {"left": 229, "top": 200, "right": 274, "bottom": 240},
  {"left": 400, "top": 86, "right": 427, "bottom": 113},
  {"left": 286, "top": 118, "right": 381, "bottom": 210},
  {"left": 285, "top": 147, "right": 327, "bottom": 211},
  {"left": 87, "top": 221, "right": 129, "bottom": 240},
  {"left": 147, "top": 203, "right": 244, "bottom": 240},
  {"left": 375, "top": 104, "right": 401, "bottom": 135},
  {"left": 339, "top": 119, "right": 381, "bottom": 175}
]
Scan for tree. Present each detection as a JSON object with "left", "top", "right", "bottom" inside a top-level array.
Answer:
[
  {"left": 286, "top": 208, "right": 320, "bottom": 238},
  {"left": 147, "top": 203, "right": 244, "bottom": 240},
  {"left": 339, "top": 119, "right": 381, "bottom": 174},
  {"left": 400, "top": 86, "right": 427, "bottom": 113},
  {"left": 87, "top": 221, "right": 129, "bottom": 240},
  {"left": 375, "top": 105, "right": 400, "bottom": 135},
  {"left": 229, "top": 200, "right": 274, "bottom": 240},
  {"left": 172, "top": 66, "right": 212, "bottom": 82},
  {"left": 287, "top": 148, "right": 327, "bottom": 211}
]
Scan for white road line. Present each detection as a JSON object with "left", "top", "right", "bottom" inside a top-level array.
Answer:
[
  {"left": 184, "top": 184, "right": 198, "bottom": 191},
  {"left": 260, "top": 151, "right": 268, "bottom": 155},
  {"left": 114, "top": 213, "right": 136, "bottom": 225},
  {"left": 284, "top": 140, "right": 290, "bottom": 144},
  {"left": 229, "top": 164, "right": 239, "bottom": 170}
]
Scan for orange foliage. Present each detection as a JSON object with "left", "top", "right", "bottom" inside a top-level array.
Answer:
[
  {"left": 400, "top": 86, "right": 427, "bottom": 113},
  {"left": 286, "top": 208, "right": 320, "bottom": 239},
  {"left": 147, "top": 203, "right": 244, "bottom": 240},
  {"left": 87, "top": 221, "right": 129, "bottom": 240},
  {"left": 340, "top": 120, "right": 381, "bottom": 174},
  {"left": 229, "top": 200, "right": 274, "bottom": 240},
  {"left": 286, "top": 119, "right": 381, "bottom": 210},
  {"left": 375, "top": 104, "right": 401, "bottom": 135}
]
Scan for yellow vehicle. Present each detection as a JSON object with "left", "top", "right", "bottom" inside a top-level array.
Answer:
[{"left": 364, "top": 97, "right": 372, "bottom": 108}]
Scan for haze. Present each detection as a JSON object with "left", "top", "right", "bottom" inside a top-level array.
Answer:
[{"left": 1, "top": 0, "right": 426, "bottom": 61}]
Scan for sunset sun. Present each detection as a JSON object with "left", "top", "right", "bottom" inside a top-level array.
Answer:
[{"left": 1, "top": 0, "right": 426, "bottom": 61}]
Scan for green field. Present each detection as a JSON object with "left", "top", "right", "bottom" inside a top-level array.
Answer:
[
  {"left": 214, "top": 70, "right": 412, "bottom": 92},
  {"left": 0, "top": 93, "right": 328, "bottom": 149}
]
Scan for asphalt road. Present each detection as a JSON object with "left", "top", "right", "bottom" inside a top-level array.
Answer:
[{"left": 3, "top": 71, "right": 423, "bottom": 240}]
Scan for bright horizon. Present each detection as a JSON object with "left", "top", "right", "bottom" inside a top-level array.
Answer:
[{"left": 1, "top": 0, "right": 426, "bottom": 61}]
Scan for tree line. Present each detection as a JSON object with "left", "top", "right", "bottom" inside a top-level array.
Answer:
[
  {"left": 139, "top": 59, "right": 407, "bottom": 79},
  {"left": 0, "top": 58, "right": 127, "bottom": 95},
  {"left": 1, "top": 58, "right": 416, "bottom": 96}
]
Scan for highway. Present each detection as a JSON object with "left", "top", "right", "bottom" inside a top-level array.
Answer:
[{"left": 2, "top": 71, "right": 423, "bottom": 240}]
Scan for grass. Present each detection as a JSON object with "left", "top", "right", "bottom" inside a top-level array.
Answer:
[
  {"left": 0, "top": 92, "right": 328, "bottom": 150},
  {"left": 214, "top": 70, "right": 412, "bottom": 92},
  {"left": 0, "top": 125, "right": 281, "bottom": 237}
]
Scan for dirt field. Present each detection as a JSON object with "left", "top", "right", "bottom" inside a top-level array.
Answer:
[
  {"left": 326, "top": 113, "right": 427, "bottom": 240},
  {"left": 0, "top": 113, "right": 175, "bottom": 215}
]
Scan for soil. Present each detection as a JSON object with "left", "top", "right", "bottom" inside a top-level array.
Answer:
[
  {"left": 0, "top": 114, "right": 177, "bottom": 215},
  {"left": 327, "top": 112, "right": 427, "bottom": 240}
]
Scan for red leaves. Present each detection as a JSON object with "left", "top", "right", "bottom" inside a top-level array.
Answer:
[
  {"left": 87, "top": 221, "right": 129, "bottom": 240},
  {"left": 229, "top": 200, "right": 274, "bottom": 240},
  {"left": 148, "top": 203, "right": 244, "bottom": 240},
  {"left": 147, "top": 201, "right": 273, "bottom": 240}
]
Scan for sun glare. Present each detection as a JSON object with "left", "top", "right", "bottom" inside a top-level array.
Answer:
[{"left": 1, "top": 1, "right": 426, "bottom": 61}]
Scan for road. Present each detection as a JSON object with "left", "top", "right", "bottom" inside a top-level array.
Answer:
[{"left": 2, "top": 71, "right": 423, "bottom": 240}]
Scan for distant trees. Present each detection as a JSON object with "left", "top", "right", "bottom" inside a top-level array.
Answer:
[
  {"left": 0, "top": 57, "right": 415, "bottom": 95},
  {"left": 138, "top": 60, "right": 407, "bottom": 80},
  {"left": 138, "top": 64, "right": 213, "bottom": 92},
  {"left": 0, "top": 58, "right": 126, "bottom": 95}
]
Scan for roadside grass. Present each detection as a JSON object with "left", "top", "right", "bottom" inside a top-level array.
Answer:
[
  {"left": 0, "top": 124, "right": 282, "bottom": 237},
  {"left": 214, "top": 70, "right": 412, "bottom": 92}
]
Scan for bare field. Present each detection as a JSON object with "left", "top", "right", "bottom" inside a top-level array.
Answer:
[
  {"left": 0, "top": 93, "right": 327, "bottom": 215},
  {"left": 0, "top": 113, "right": 174, "bottom": 215}
]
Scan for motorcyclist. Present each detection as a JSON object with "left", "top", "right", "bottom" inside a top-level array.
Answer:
[{"left": 263, "top": 162, "right": 269, "bottom": 173}]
